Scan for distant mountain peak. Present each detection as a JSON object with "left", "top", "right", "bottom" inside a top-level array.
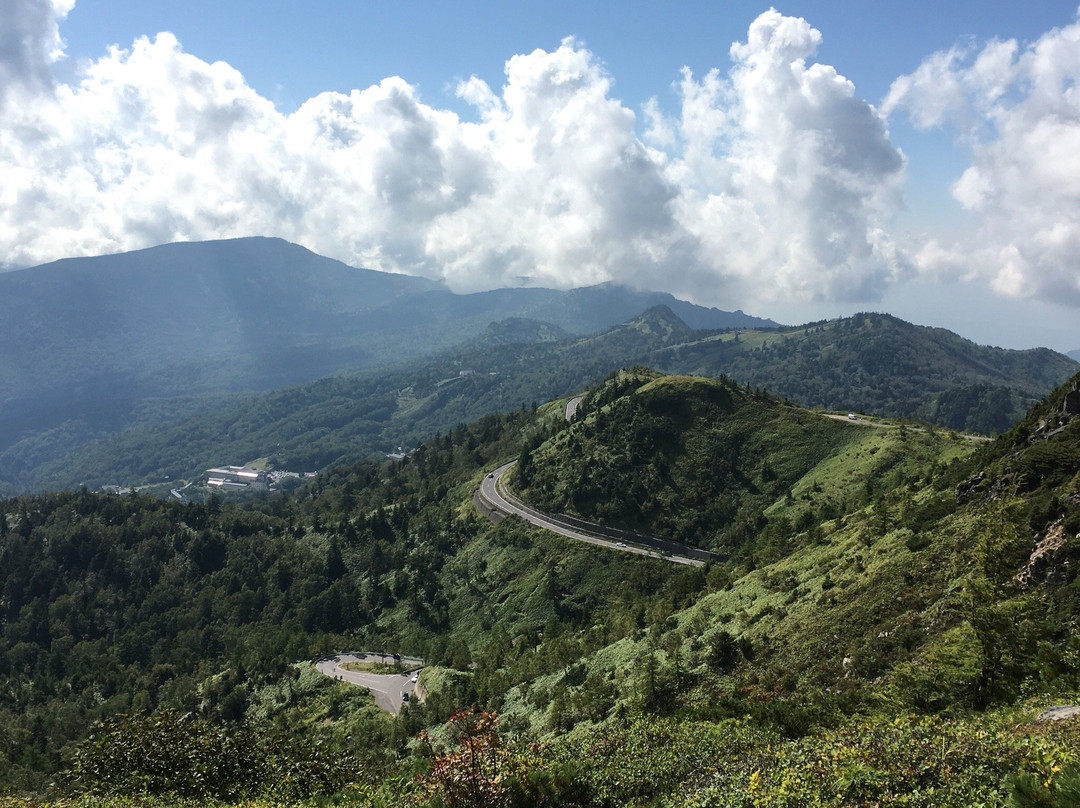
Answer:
[{"left": 624, "top": 304, "right": 695, "bottom": 338}]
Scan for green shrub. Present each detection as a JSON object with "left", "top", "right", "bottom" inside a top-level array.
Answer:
[{"left": 69, "top": 707, "right": 357, "bottom": 801}]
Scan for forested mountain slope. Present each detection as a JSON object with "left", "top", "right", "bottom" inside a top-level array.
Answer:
[
  {"left": 0, "top": 239, "right": 768, "bottom": 494},
  {"left": 505, "top": 369, "right": 1080, "bottom": 716},
  {"left": 2, "top": 365, "right": 1078, "bottom": 805},
  {"left": 6, "top": 306, "right": 1074, "bottom": 498},
  {"left": 650, "top": 311, "right": 1077, "bottom": 433},
  {"left": 515, "top": 368, "right": 967, "bottom": 555},
  {"left": 7, "top": 308, "right": 703, "bottom": 492}
]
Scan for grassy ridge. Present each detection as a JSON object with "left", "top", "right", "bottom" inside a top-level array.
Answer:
[
  {"left": 1, "top": 368, "right": 1079, "bottom": 805},
  {"left": 516, "top": 369, "right": 968, "bottom": 559},
  {"left": 3, "top": 307, "right": 1075, "bottom": 498}
]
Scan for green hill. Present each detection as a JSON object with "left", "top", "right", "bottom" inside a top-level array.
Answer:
[
  {"left": 1, "top": 364, "right": 1078, "bottom": 805},
  {"left": 5, "top": 306, "right": 1074, "bottom": 498},
  {"left": 649, "top": 311, "right": 1077, "bottom": 433},
  {"left": 505, "top": 367, "right": 1078, "bottom": 704},
  {"left": 515, "top": 368, "right": 972, "bottom": 558},
  {"left": 0, "top": 239, "right": 771, "bottom": 494}
]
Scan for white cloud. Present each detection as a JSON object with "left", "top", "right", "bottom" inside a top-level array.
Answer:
[
  {"left": 1, "top": 4, "right": 914, "bottom": 309},
  {"left": 0, "top": 0, "right": 73, "bottom": 106},
  {"left": 886, "top": 12, "right": 1080, "bottom": 305},
  {"left": 424, "top": 38, "right": 689, "bottom": 291},
  {"left": 649, "top": 9, "right": 909, "bottom": 304}
]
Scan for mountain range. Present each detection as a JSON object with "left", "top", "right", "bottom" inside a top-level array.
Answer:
[
  {"left": 1, "top": 352, "right": 1077, "bottom": 804},
  {"left": 2, "top": 303, "right": 1073, "bottom": 496},
  {"left": 0, "top": 238, "right": 771, "bottom": 483},
  {"left": 0, "top": 238, "right": 1076, "bottom": 497},
  {"left": 0, "top": 236, "right": 1078, "bottom": 804}
]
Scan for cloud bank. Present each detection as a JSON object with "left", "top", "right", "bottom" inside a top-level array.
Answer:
[
  {"left": 884, "top": 11, "right": 1080, "bottom": 305},
  {"left": 1, "top": 1, "right": 1076, "bottom": 311},
  {"left": 0, "top": 0, "right": 72, "bottom": 104}
]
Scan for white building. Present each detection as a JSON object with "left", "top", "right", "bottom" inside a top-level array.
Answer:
[{"left": 206, "top": 465, "right": 269, "bottom": 490}]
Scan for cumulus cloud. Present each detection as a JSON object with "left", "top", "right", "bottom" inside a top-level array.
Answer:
[
  {"left": 0, "top": 3, "right": 914, "bottom": 308},
  {"left": 0, "top": 0, "right": 72, "bottom": 105},
  {"left": 653, "top": 9, "right": 910, "bottom": 303},
  {"left": 885, "top": 12, "right": 1080, "bottom": 304},
  {"left": 426, "top": 39, "right": 689, "bottom": 291}
]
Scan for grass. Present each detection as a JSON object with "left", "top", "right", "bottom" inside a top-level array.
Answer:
[{"left": 339, "top": 661, "right": 405, "bottom": 675}]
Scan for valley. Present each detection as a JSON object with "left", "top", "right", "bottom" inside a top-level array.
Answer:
[
  {"left": 0, "top": 240, "right": 1078, "bottom": 806},
  {"left": 0, "top": 348, "right": 1077, "bottom": 805},
  {"left": 0, "top": 238, "right": 775, "bottom": 498}
]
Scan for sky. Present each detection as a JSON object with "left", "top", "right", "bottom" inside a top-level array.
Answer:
[{"left": 1, "top": 1, "right": 1079, "bottom": 352}]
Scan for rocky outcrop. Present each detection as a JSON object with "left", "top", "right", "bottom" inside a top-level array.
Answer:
[
  {"left": 1016, "top": 519, "right": 1070, "bottom": 588},
  {"left": 1063, "top": 383, "right": 1080, "bottom": 416},
  {"left": 1035, "top": 705, "right": 1080, "bottom": 722},
  {"left": 956, "top": 471, "right": 988, "bottom": 504}
]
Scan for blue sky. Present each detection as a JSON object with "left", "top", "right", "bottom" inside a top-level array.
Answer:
[
  {"left": 4, "top": 1, "right": 1080, "bottom": 351},
  {"left": 56, "top": 2, "right": 1078, "bottom": 111}
]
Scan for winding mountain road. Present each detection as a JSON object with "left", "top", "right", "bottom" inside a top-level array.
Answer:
[
  {"left": 476, "top": 461, "right": 708, "bottom": 567},
  {"left": 564, "top": 395, "right": 585, "bottom": 421},
  {"left": 824, "top": 412, "right": 991, "bottom": 441}
]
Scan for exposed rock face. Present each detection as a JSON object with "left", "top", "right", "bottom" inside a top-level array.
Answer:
[
  {"left": 1016, "top": 519, "right": 1070, "bottom": 588},
  {"left": 1064, "top": 384, "right": 1080, "bottom": 416},
  {"left": 956, "top": 471, "right": 987, "bottom": 504},
  {"left": 987, "top": 467, "right": 1015, "bottom": 500},
  {"left": 1035, "top": 705, "right": 1080, "bottom": 722}
]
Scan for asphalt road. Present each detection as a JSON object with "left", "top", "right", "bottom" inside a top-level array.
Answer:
[
  {"left": 823, "top": 412, "right": 990, "bottom": 441},
  {"left": 565, "top": 395, "right": 585, "bottom": 421},
  {"left": 315, "top": 653, "right": 423, "bottom": 715},
  {"left": 477, "top": 461, "right": 704, "bottom": 567}
]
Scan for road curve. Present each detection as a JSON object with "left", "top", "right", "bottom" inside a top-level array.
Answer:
[
  {"left": 315, "top": 653, "right": 423, "bottom": 715},
  {"left": 565, "top": 395, "right": 585, "bottom": 422},
  {"left": 477, "top": 462, "right": 705, "bottom": 567}
]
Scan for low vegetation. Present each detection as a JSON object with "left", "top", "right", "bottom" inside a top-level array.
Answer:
[
  {"left": 1, "top": 365, "right": 1078, "bottom": 805},
  {"left": 3, "top": 308, "right": 1074, "bottom": 498}
]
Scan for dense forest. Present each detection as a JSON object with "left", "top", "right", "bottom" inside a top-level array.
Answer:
[
  {"left": 650, "top": 312, "right": 1076, "bottom": 433},
  {"left": 5, "top": 308, "right": 1074, "bottom": 500},
  {"left": 1, "top": 367, "right": 1079, "bottom": 806},
  {"left": 0, "top": 238, "right": 772, "bottom": 499}
]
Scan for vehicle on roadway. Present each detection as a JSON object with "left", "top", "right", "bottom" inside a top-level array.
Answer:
[
  {"left": 402, "top": 692, "right": 410, "bottom": 703},
  {"left": 616, "top": 541, "right": 626, "bottom": 547}
]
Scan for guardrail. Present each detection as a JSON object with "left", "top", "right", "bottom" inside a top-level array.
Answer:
[
  {"left": 481, "top": 464, "right": 725, "bottom": 564},
  {"left": 317, "top": 651, "right": 425, "bottom": 666}
]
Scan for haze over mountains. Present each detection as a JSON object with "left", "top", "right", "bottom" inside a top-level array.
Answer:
[
  {"left": 0, "top": 238, "right": 770, "bottom": 481},
  {"left": 2, "top": 354, "right": 1079, "bottom": 803},
  {"left": 0, "top": 237, "right": 1075, "bottom": 497},
  {"left": 0, "top": 236, "right": 770, "bottom": 408}
]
